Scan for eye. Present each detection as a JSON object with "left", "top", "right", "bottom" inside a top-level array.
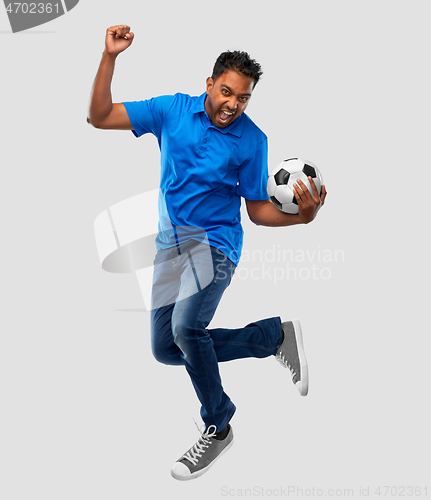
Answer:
[
  {"left": 240, "top": 96, "right": 249, "bottom": 102},
  {"left": 222, "top": 89, "right": 229, "bottom": 95}
]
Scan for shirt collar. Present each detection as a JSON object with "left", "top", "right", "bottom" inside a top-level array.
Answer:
[{"left": 191, "top": 92, "right": 244, "bottom": 137}]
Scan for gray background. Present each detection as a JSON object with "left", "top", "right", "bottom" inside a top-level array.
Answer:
[{"left": 1, "top": 1, "right": 429, "bottom": 498}]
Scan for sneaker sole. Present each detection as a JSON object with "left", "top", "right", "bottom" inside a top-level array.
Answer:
[
  {"left": 170, "top": 437, "right": 234, "bottom": 481},
  {"left": 292, "top": 319, "right": 309, "bottom": 396}
]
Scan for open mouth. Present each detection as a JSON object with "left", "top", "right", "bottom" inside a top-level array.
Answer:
[{"left": 218, "top": 109, "right": 236, "bottom": 124}]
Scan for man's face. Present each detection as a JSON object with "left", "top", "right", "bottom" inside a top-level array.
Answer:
[{"left": 204, "top": 69, "right": 254, "bottom": 128}]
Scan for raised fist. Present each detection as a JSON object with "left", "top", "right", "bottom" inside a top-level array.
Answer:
[{"left": 105, "top": 25, "right": 134, "bottom": 56}]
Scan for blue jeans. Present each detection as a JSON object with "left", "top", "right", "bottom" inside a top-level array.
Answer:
[{"left": 150, "top": 241, "right": 283, "bottom": 432}]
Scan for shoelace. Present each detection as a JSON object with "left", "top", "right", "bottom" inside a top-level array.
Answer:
[
  {"left": 275, "top": 350, "right": 297, "bottom": 381},
  {"left": 182, "top": 421, "right": 218, "bottom": 466}
]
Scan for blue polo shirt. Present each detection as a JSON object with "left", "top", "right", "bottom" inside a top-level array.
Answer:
[{"left": 123, "top": 92, "right": 268, "bottom": 265}]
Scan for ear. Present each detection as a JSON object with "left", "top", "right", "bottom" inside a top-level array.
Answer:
[{"left": 206, "top": 77, "right": 214, "bottom": 94}]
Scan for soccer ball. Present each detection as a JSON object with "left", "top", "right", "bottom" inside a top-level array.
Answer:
[{"left": 267, "top": 158, "right": 323, "bottom": 214}]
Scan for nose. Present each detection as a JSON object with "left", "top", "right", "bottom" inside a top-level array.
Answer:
[{"left": 226, "top": 95, "right": 238, "bottom": 111}]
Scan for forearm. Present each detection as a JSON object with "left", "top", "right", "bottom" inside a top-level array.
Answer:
[
  {"left": 247, "top": 200, "right": 303, "bottom": 227},
  {"left": 87, "top": 51, "right": 117, "bottom": 126}
]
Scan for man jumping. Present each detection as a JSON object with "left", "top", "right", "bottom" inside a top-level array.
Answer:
[{"left": 88, "top": 25, "right": 327, "bottom": 481}]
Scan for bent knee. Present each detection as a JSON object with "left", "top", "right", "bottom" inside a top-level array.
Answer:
[
  {"left": 172, "top": 322, "right": 208, "bottom": 352},
  {"left": 151, "top": 342, "right": 183, "bottom": 366}
]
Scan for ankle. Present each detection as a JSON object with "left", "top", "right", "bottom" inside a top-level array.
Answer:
[{"left": 213, "top": 423, "right": 230, "bottom": 441}]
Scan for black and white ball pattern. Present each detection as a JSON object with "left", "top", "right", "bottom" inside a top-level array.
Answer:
[{"left": 267, "top": 158, "right": 323, "bottom": 214}]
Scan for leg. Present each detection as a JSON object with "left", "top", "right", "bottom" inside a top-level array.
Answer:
[
  {"left": 166, "top": 243, "right": 308, "bottom": 481},
  {"left": 171, "top": 244, "right": 238, "bottom": 431},
  {"left": 209, "top": 317, "right": 283, "bottom": 362},
  {"left": 150, "top": 245, "right": 184, "bottom": 366},
  {"left": 150, "top": 242, "right": 284, "bottom": 366},
  {"left": 151, "top": 302, "right": 184, "bottom": 365}
]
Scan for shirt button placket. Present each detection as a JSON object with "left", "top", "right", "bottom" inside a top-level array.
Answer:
[{"left": 202, "top": 128, "right": 210, "bottom": 149}]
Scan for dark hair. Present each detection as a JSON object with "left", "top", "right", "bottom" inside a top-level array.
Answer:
[{"left": 211, "top": 50, "right": 263, "bottom": 88}]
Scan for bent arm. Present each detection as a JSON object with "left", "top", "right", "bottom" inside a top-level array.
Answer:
[
  {"left": 87, "top": 52, "right": 132, "bottom": 130},
  {"left": 246, "top": 179, "right": 327, "bottom": 226},
  {"left": 245, "top": 199, "right": 302, "bottom": 227},
  {"left": 87, "top": 25, "right": 135, "bottom": 130}
]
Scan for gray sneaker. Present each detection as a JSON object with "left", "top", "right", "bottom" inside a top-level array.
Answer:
[
  {"left": 275, "top": 319, "right": 309, "bottom": 396},
  {"left": 171, "top": 424, "right": 234, "bottom": 481}
]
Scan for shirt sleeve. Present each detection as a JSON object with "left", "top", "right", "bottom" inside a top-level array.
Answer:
[
  {"left": 122, "top": 95, "right": 176, "bottom": 139},
  {"left": 236, "top": 137, "right": 269, "bottom": 200}
]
